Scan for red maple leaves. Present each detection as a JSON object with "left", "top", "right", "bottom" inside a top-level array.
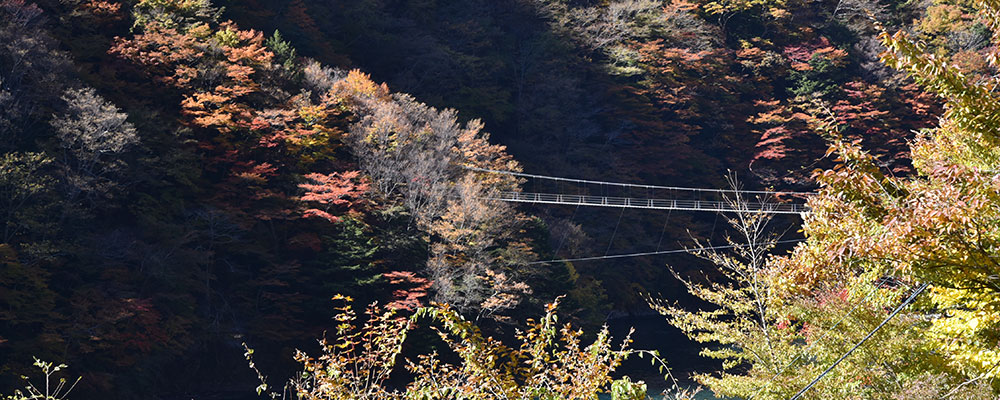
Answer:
[{"left": 298, "top": 171, "right": 369, "bottom": 223}]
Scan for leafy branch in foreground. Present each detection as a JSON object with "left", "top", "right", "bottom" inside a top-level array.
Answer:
[
  {"left": 3, "top": 358, "right": 79, "bottom": 400},
  {"left": 245, "top": 295, "right": 701, "bottom": 400}
]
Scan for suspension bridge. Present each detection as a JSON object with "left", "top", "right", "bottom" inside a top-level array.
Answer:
[
  {"left": 467, "top": 173, "right": 926, "bottom": 398},
  {"left": 459, "top": 166, "right": 815, "bottom": 265},
  {"left": 468, "top": 167, "right": 814, "bottom": 215}
]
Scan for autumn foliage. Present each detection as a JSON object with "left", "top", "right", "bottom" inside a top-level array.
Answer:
[
  {"left": 246, "top": 296, "right": 688, "bottom": 400},
  {"left": 7, "top": 0, "right": 1000, "bottom": 397},
  {"left": 298, "top": 171, "right": 369, "bottom": 223}
]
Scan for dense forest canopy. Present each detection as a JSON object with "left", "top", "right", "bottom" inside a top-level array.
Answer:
[{"left": 1, "top": 0, "right": 999, "bottom": 398}]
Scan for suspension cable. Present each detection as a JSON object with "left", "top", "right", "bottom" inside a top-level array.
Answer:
[
  {"left": 788, "top": 282, "right": 930, "bottom": 400},
  {"left": 465, "top": 166, "right": 816, "bottom": 196},
  {"left": 748, "top": 282, "right": 881, "bottom": 399},
  {"left": 524, "top": 239, "right": 803, "bottom": 265}
]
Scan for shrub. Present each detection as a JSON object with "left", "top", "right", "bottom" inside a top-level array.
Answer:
[{"left": 247, "top": 295, "right": 701, "bottom": 400}]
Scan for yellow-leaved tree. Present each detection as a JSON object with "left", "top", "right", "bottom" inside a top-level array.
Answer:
[
  {"left": 775, "top": 1, "right": 1000, "bottom": 395},
  {"left": 652, "top": 1, "right": 1000, "bottom": 397}
]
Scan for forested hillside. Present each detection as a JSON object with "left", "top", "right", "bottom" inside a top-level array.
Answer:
[
  {"left": 1, "top": 0, "right": 999, "bottom": 398},
  {"left": 219, "top": 0, "right": 944, "bottom": 311}
]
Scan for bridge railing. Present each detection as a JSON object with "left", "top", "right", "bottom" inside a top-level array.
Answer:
[{"left": 488, "top": 192, "right": 808, "bottom": 214}]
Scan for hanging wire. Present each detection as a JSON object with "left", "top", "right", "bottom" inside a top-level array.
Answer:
[
  {"left": 788, "top": 282, "right": 930, "bottom": 400},
  {"left": 655, "top": 208, "right": 673, "bottom": 252},
  {"left": 552, "top": 203, "right": 581, "bottom": 257},
  {"left": 709, "top": 210, "right": 721, "bottom": 242},
  {"left": 552, "top": 179, "right": 584, "bottom": 258},
  {"left": 605, "top": 203, "right": 627, "bottom": 256},
  {"left": 525, "top": 239, "right": 803, "bottom": 265},
  {"left": 747, "top": 281, "right": 882, "bottom": 399}
]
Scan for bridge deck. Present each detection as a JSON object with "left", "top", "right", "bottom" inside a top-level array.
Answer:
[{"left": 489, "top": 192, "right": 808, "bottom": 214}]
